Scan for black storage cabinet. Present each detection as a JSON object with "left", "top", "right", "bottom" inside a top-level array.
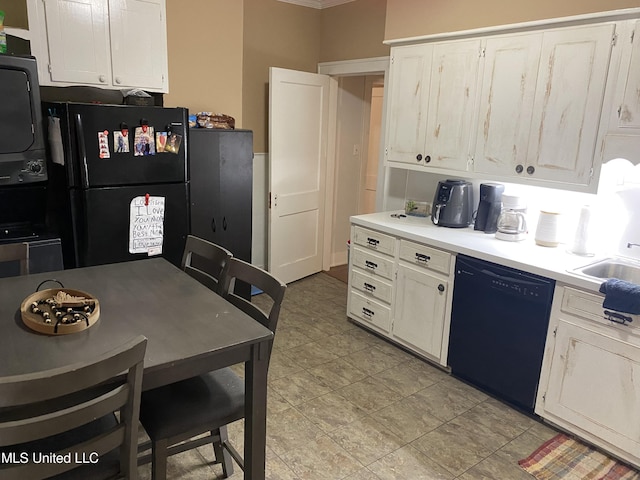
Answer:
[{"left": 188, "top": 129, "right": 253, "bottom": 298}]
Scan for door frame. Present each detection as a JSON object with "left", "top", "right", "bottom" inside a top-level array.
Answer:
[{"left": 317, "top": 56, "right": 390, "bottom": 271}]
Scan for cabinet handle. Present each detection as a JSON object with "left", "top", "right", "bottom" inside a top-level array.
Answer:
[
  {"left": 211, "top": 217, "right": 216, "bottom": 233},
  {"left": 365, "top": 260, "right": 378, "bottom": 270},
  {"left": 526, "top": 166, "right": 535, "bottom": 175},
  {"left": 438, "top": 284, "right": 445, "bottom": 292},
  {"left": 366, "top": 237, "right": 380, "bottom": 247},
  {"left": 223, "top": 216, "right": 228, "bottom": 231},
  {"left": 604, "top": 310, "right": 633, "bottom": 325},
  {"left": 425, "top": 155, "right": 431, "bottom": 163},
  {"left": 363, "top": 282, "right": 376, "bottom": 292},
  {"left": 99, "top": 75, "right": 106, "bottom": 83},
  {"left": 416, "top": 154, "right": 423, "bottom": 161},
  {"left": 415, "top": 253, "right": 430, "bottom": 263},
  {"left": 515, "top": 164, "right": 524, "bottom": 174},
  {"left": 362, "top": 307, "right": 375, "bottom": 318}
]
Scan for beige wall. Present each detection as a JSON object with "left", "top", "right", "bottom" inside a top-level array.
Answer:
[
  {"left": 319, "top": 0, "right": 389, "bottom": 62},
  {"left": 164, "top": 0, "right": 243, "bottom": 125},
  {"left": 385, "top": 0, "right": 640, "bottom": 40},
  {"left": 242, "top": 0, "right": 321, "bottom": 153}
]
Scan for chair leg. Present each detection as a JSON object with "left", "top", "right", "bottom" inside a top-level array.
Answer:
[
  {"left": 212, "top": 426, "right": 234, "bottom": 478},
  {"left": 151, "top": 438, "right": 169, "bottom": 480}
]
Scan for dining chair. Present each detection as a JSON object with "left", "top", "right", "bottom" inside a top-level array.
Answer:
[
  {"left": 181, "top": 235, "right": 233, "bottom": 292},
  {"left": 0, "top": 335, "right": 147, "bottom": 480},
  {"left": 0, "top": 242, "right": 29, "bottom": 276},
  {"left": 139, "top": 258, "right": 286, "bottom": 479}
]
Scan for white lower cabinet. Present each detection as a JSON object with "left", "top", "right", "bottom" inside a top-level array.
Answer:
[
  {"left": 536, "top": 285, "right": 640, "bottom": 468},
  {"left": 348, "top": 225, "right": 454, "bottom": 366},
  {"left": 393, "top": 263, "right": 448, "bottom": 361}
]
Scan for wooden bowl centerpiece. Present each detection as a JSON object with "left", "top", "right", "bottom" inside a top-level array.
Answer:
[{"left": 21, "top": 289, "right": 100, "bottom": 335}]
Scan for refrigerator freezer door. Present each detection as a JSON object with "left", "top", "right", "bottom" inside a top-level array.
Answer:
[
  {"left": 71, "top": 183, "right": 188, "bottom": 267},
  {"left": 60, "top": 103, "right": 188, "bottom": 187}
]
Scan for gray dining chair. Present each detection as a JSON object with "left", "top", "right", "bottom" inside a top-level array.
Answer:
[
  {"left": 181, "top": 235, "right": 233, "bottom": 292},
  {"left": 139, "top": 258, "right": 286, "bottom": 479},
  {"left": 0, "top": 242, "right": 29, "bottom": 276},
  {"left": 0, "top": 335, "right": 147, "bottom": 480}
]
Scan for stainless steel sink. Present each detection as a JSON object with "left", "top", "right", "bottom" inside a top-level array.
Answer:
[{"left": 572, "top": 257, "right": 640, "bottom": 284}]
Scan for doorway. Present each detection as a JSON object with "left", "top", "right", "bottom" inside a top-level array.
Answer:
[
  {"left": 318, "top": 56, "right": 389, "bottom": 275},
  {"left": 329, "top": 74, "right": 384, "bottom": 268}
]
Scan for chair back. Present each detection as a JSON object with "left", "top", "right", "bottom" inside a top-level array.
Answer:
[
  {"left": 219, "top": 258, "right": 287, "bottom": 334},
  {"left": 0, "top": 242, "right": 29, "bottom": 276},
  {"left": 181, "top": 235, "right": 233, "bottom": 292},
  {"left": 0, "top": 336, "right": 147, "bottom": 480}
]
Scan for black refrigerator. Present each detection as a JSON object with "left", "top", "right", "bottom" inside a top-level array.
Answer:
[{"left": 45, "top": 103, "right": 189, "bottom": 269}]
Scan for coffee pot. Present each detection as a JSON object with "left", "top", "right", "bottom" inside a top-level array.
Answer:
[{"left": 495, "top": 194, "right": 528, "bottom": 241}]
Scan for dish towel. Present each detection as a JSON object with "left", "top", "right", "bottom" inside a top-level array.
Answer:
[{"left": 599, "top": 278, "right": 640, "bottom": 315}]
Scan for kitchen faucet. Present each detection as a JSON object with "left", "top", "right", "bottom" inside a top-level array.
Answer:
[{"left": 628, "top": 242, "right": 640, "bottom": 249}]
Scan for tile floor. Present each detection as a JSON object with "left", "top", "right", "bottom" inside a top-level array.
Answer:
[{"left": 138, "top": 272, "right": 559, "bottom": 480}]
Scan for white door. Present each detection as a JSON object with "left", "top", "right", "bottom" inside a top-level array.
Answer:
[{"left": 269, "top": 67, "right": 330, "bottom": 284}]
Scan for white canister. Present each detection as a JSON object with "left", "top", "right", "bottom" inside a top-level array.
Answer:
[{"left": 535, "top": 211, "right": 562, "bottom": 247}]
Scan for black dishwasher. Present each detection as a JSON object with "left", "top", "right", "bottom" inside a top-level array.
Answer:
[{"left": 448, "top": 255, "right": 555, "bottom": 412}]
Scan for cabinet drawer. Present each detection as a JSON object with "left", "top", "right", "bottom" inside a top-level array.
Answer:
[
  {"left": 353, "top": 226, "right": 396, "bottom": 256},
  {"left": 399, "top": 240, "right": 451, "bottom": 275},
  {"left": 349, "top": 290, "right": 391, "bottom": 332},
  {"left": 352, "top": 247, "right": 394, "bottom": 280},
  {"left": 351, "top": 269, "right": 393, "bottom": 304},
  {"left": 561, "top": 287, "right": 639, "bottom": 331}
]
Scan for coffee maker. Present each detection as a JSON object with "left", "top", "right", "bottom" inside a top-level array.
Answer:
[{"left": 474, "top": 183, "right": 504, "bottom": 233}]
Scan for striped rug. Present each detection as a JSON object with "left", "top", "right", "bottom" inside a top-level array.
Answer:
[{"left": 519, "top": 434, "right": 640, "bottom": 480}]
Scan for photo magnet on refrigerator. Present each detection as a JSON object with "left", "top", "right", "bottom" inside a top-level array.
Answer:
[{"left": 98, "top": 130, "right": 110, "bottom": 158}]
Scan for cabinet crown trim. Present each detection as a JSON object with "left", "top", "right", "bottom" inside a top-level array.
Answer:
[{"left": 384, "top": 7, "right": 640, "bottom": 46}]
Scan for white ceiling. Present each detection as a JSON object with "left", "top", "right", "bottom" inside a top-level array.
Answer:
[{"left": 276, "top": 0, "right": 356, "bottom": 9}]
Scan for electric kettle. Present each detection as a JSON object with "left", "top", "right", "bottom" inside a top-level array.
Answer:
[{"left": 495, "top": 194, "right": 528, "bottom": 241}]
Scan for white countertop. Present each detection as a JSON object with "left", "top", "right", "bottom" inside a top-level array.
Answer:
[{"left": 351, "top": 211, "right": 609, "bottom": 293}]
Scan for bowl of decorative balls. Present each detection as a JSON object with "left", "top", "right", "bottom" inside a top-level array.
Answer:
[{"left": 21, "top": 288, "right": 100, "bottom": 335}]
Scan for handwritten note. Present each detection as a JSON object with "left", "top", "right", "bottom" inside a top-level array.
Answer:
[{"left": 129, "top": 196, "right": 165, "bottom": 255}]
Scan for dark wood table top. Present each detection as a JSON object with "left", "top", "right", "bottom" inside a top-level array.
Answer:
[{"left": 0, "top": 258, "right": 273, "bottom": 389}]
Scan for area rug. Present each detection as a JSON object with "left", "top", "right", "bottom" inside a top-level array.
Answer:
[{"left": 518, "top": 433, "right": 640, "bottom": 480}]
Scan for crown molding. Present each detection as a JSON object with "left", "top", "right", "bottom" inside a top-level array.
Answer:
[{"left": 277, "top": 0, "right": 356, "bottom": 9}]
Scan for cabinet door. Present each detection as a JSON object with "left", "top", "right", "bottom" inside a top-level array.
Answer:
[
  {"left": 543, "top": 317, "right": 640, "bottom": 459},
  {"left": 393, "top": 263, "right": 447, "bottom": 360},
  {"left": 473, "top": 33, "right": 542, "bottom": 176},
  {"left": 108, "top": 0, "right": 168, "bottom": 91},
  {"left": 386, "top": 44, "right": 432, "bottom": 165},
  {"left": 526, "top": 24, "right": 614, "bottom": 185},
  {"left": 424, "top": 39, "right": 481, "bottom": 171},
  {"left": 43, "top": 0, "right": 111, "bottom": 85},
  {"left": 612, "top": 20, "right": 640, "bottom": 131}
]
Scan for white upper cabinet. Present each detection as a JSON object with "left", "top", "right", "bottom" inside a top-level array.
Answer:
[
  {"left": 385, "top": 13, "right": 635, "bottom": 192},
  {"left": 27, "top": 0, "right": 168, "bottom": 92},
  {"left": 42, "top": 0, "right": 111, "bottom": 86},
  {"left": 425, "top": 40, "right": 481, "bottom": 171},
  {"left": 109, "top": 0, "right": 167, "bottom": 90},
  {"left": 600, "top": 19, "right": 640, "bottom": 164},
  {"left": 386, "top": 43, "right": 432, "bottom": 165},
  {"left": 474, "top": 33, "right": 542, "bottom": 176},
  {"left": 526, "top": 24, "right": 614, "bottom": 186},
  {"left": 386, "top": 39, "right": 481, "bottom": 171}
]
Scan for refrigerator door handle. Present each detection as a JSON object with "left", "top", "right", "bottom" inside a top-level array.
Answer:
[{"left": 74, "top": 113, "right": 90, "bottom": 188}]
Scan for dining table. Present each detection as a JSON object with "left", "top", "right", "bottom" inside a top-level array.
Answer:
[{"left": 0, "top": 257, "right": 273, "bottom": 480}]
